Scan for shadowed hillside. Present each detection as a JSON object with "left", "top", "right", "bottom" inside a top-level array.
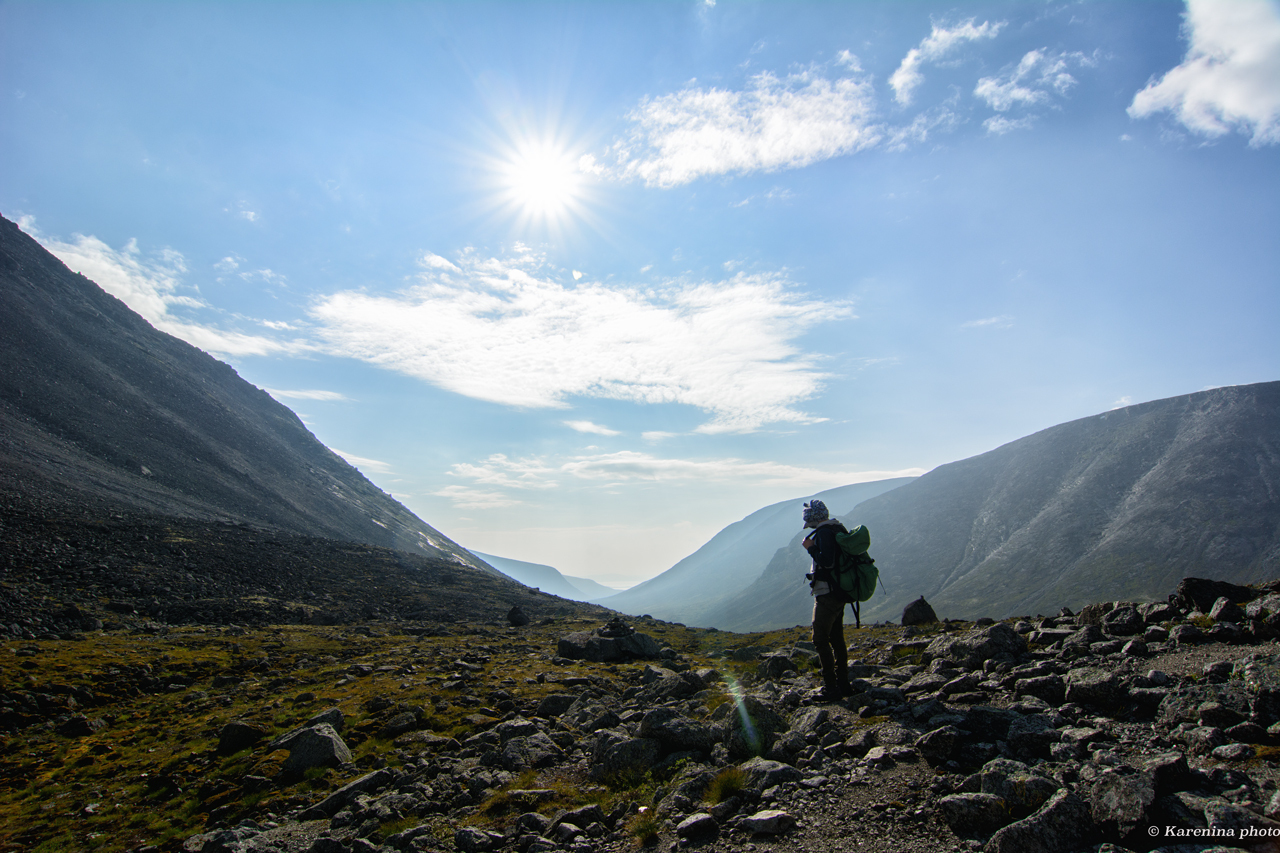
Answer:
[{"left": 0, "top": 214, "right": 487, "bottom": 572}]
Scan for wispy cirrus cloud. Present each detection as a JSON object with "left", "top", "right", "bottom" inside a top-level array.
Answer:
[
  {"left": 1129, "top": 0, "right": 1280, "bottom": 146},
  {"left": 266, "top": 388, "right": 350, "bottom": 402},
  {"left": 22, "top": 219, "right": 306, "bottom": 357},
  {"left": 433, "top": 448, "right": 926, "bottom": 507},
  {"left": 974, "top": 49, "right": 1096, "bottom": 131},
  {"left": 565, "top": 420, "right": 621, "bottom": 436},
  {"left": 962, "top": 315, "right": 1015, "bottom": 329},
  {"left": 591, "top": 59, "right": 880, "bottom": 187},
  {"left": 890, "top": 19, "right": 1005, "bottom": 106},
  {"left": 330, "top": 448, "right": 393, "bottom": 474},
  {"left": 310, "top": 248, "right": 849, "bottom": 434}
]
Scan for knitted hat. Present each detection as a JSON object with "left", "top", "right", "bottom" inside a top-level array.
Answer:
[{"left": 802, "top": 499, "right": 829, "bottom": 525}]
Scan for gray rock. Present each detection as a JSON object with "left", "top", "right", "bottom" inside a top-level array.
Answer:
[
  {"left": 506, "top": 605, "right": 530, "bottom": 627},
  {"left": 306, "top": 707, "right": 344, "bottom": 732},
  {"left": 741, "top": 809, "right": 797, "bottom": 835},
  {"left": 1065, "top": 668, "right": 1127, "bottom": 709},
  {"left": 926, "top": 622, "right": 1027, "bottom": 670},
  {"left": 1089, "top": 766, "right": 1156, "bottom": 835},
  {"left": 639, "top": 707, "right": 716, "bottom": 753},
  {"left": 1174, "top": 578, "right": 1255, "bottom": 613},
  {"left": 739, "top": 757, "right": 803, "bottom": 791},
  {"left": 983, "top": 790, "right": 1095, "bottom": 853},
  {"left": 1102, "top": 606, "right": 1144, "bottom": 636},
  {"left": 454, "top": 826, "right": 503, "bottom": 852},
  {"left": 902, "top": 597, "right": 939, "bottom": 626},
  {"left": 281, "top": 724, "right": 351, "bottom": 774},
  {"left": 1168, "top": 623, "right": 1205, "bottom": 644},
  {"left": 217, "top": 720, "right": 267, "bottom": 755},
  {"left": 1185, "top": 726, "right": 1228, "bottom": 755},
  {"left": 1016, "top": 674, "right": 1066, "bottom": 705},
  {"left": 722, "top": 696, "right": 787, "bottom": 759},
  {"left": 593, "top": 734, "right": 660, "bottom": 776},
  {"left": 556, "top": 625, "right": 662, "bottom": 662},
  {"left": 915, "top": 725, "right": 959, "bottom": 765},
  {"left": 501, "top": 732, "right": 564, "bottom": 770},
  {"left": 675, "top": 813, "right": 718, "bottom": 838},
  {"left": 938, "top": 793, "right": 1009, "bottom": 835},
  {"left": 1211, "top": 743, "right": 1254, "bottom": 761},
  {"left": 299, "top": 768, "right": 396, "bottom": 818},
  {"left": 534, "top": 693, "right": 576, "bottom": 717}
]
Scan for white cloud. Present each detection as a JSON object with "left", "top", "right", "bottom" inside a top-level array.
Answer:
[
  {"left": 961, "top": 315, "right": 1014, "bottom": 329},
  {"left": 432, "top": 485, "right": 524, "bottom": 509},
  {"left": 331, "top": 448, "right": 394, "bottom": 474},
  {"left": 1129, "top": 0, "right": 1280, "bottom": 146},
  {"left": 21, "top": 220, "right": 302, "bottom": 357},
  {"left": 890, "top": 19, "right": 1005, "bottom": 106},
  {"left": 447, "top": 454, "right": 560, "bottom": 490},
  {"left": 239, "top": 210, "right": 259, "bottom": 223},
  {"left": 444, "top": 448, "right": 927, "bottom": 496},
  {"left": 983, "top": 115, "right": 1036, "bottom": 135},
  {"left": 419, "top": 251, "right": 460, "bottom": 272},
  {"left": 310, "top": 249, "right": 849, "bottom": 433},
  {"left": 642, "top": 431, "right": 677, "bottom": 441},
  {"left": 565, "top": 420, "right": 621, "bottom": 436},
  {"left": 607, "top": 63, "right": 880, "bottom": 187},
  {"left": 975, "top": 49, "right": 1092, "bottom": 113},
  {"left": 1112, "top": 396, "right": 1134, "bottom": 409},
  {"left": 266, "top": 388, "right": 350, "bottom": 402}
]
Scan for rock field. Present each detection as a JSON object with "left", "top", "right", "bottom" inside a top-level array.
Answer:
[{"left": 5, "top": 571, "right": 1280, "bottom": 853}]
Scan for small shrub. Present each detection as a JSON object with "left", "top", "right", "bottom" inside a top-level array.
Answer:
[
  {"left": 704, "top": 766, "right": 746, "bottom": 805},
  {"left": 627, "top": 808, "right": 661, "bottom": 846}
]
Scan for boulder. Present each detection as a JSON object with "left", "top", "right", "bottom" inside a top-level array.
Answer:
[
  {"left": 983, "top": 790, "right": 1095, "bottom": 853},
  {"left": 739, "top": 757, "right": 804, "bottom": 791},
  {"left": 1089, "top": 766, "right": 1156, "bottom": 836},
  {"left": 506, "top": 605, "right": 530, "bottom": 627},
  {"left": 902, "top": 597, "right": 938, "bottom": 626},
  {"left": 280, "top": 724, "right": 351, "bottom": 774},
  {"left": 925, "top": 622, "right": 1027, "bottom": 670},
  {"left": 741, "top": 809, "right": 796, "bottom": 835},
  {"left": 556, "top": 622, "right": 662, "bottom": 662},
  {"left": 217, "top": 721, "right": 267, "bottom": 755},
  {"left": 1175, "top": 577, "right": 1256, "bottom": 613},
  {"left": 938, "top": 793, "right": 1008, "bottom": 836}
]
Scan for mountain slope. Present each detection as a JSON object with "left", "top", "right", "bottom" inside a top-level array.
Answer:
[
  {"left": 712, "top": 383, "right": 1280, "bottom": 630},
  {"left": 0, "top": 214, "right": 488, "bottom": 572},
  {"left": 563, "top": 575, "right": 622, "bottom": 600},
  {"left": 468, "top": 550, "right": 613, "bottom": 602},
  {"left": 594, "top": 478, "right": 915, "bottom": 625}
]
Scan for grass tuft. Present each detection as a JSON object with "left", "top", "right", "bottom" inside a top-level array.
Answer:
[{"left": 704, "top": 766, "right": 747, "bottom": 805}]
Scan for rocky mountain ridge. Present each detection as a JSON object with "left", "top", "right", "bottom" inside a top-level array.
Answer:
[
  {"left": 0, "top": 214, "right": 486, "bottom": 572},
  {"left": 703, "top": 382, "right": 1280, "bottom": 631}
]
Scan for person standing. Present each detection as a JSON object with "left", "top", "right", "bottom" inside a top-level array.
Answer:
[{"left": 801, "top": 499, "right": 853, "bottom": 701}]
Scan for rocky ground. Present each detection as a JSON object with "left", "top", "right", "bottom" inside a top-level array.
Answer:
[
  {"left": 0, "top": 485, "right": 602, "bottom": 636},
  {"left": 4, "top": 571, "right": 1280, "bottom": 853}
]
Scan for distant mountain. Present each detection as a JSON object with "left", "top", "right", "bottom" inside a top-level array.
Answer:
[
  {"left": 0, "top": 214, "right": 490, "bottom": 573},
  {"left": 711, "top": 383, "right": 1280, "bottom": 631},
  {"left": 468, "top": 551, "right": 618, "bottom": 602},
  {"left": 594, "top": 478, "right": 916, "bottom": 626},
  {"left": 563, "top": 574, "right": 622, "bottom": 600}
]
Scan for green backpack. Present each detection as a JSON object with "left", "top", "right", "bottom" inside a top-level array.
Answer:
[{"left": 832, "top": 524, "right": 879, "bottom": 626}]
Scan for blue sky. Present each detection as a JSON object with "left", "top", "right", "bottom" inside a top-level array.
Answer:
[{"left": 3, "top": 0, "right": 1278, "bottom": 588}]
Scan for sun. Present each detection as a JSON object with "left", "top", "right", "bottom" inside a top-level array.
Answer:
[{"left": 500, "top": 140, "right": 585, "bottom": 220}]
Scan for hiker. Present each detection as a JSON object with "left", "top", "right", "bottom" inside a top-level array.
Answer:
[{"left": 801, "top": 499, "right": 853, "bottom": 701}]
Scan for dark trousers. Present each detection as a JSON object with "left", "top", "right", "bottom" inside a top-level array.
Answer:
[{"left": 812, "top": 593, "right": 848, "bottom": 690}]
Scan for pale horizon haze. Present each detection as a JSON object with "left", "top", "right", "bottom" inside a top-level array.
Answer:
[{"left": 3, "top": 0, "right": 1278, "bottom": 588}]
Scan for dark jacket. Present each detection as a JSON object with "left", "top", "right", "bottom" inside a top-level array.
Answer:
[{"left": 804, "top": 519, "right": 848, "bottom": 592}]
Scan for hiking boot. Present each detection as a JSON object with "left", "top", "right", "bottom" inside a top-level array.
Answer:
[
  {"left": 836, "top": 678, "right": 855, "bottom": 697},
  {"left": 815, "top": 688, "right": 844, "bottom": 703}
]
